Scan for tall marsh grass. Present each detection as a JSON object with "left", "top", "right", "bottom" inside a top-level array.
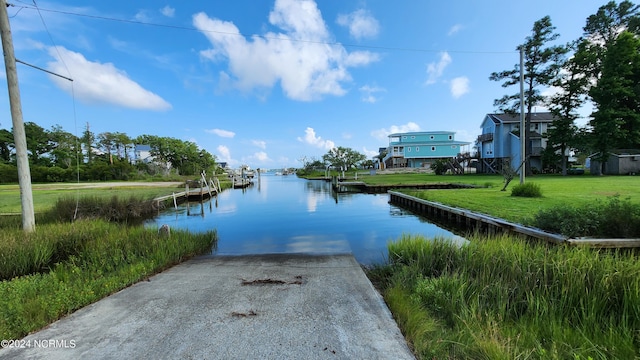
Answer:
[
  {"left": 370, "top": 234, "right": 640, "bottom": 359},
  {"left": 0, "top": 195, "right": 177, "bottom": 280},
  {"left": 50, "top": 195, "right": 164, "bottom": 223},
  {"left": 0, "top": 219, "right": 216, "bottom": 339}
]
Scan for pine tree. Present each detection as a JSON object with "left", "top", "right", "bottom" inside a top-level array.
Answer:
[{"left": 490, "top": 16, "right": 568, "bottom": 175}]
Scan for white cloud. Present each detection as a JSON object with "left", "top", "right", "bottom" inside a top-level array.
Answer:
[
  {"left": 426, "top": 52, "right": 451, "bottom": 85},
  {"left": 452, "top": 129, "right": 476, "bottom": 144},
  {"left": 359, "top": 84, "right": 386, "bottom": 103},
  {"left": 252, "top": 140, "right": 267, "bottom": 149},
  {"left": 297, "top": 127, "right": 335, "bottom": 150},
  {"left": 362, "top": 147, "right": 379, "bottom": 158},
  {"left": 193, "top": 0, "right": 379, "bottom": 101},
  {"left": 205, "top": 128, "right": 236, "bottom": 138},
  {"left": 134, "top": 10, "right": 150, "bottom": 22},
  {"left": 450, "top": 76, "right": 470, "bottom": 98},
  {"left": 160, "top": 6, "right": 175, "bottom": 18},
  {"left": 336, "top": 9, "right": 380, "bottom": 40},
  {"left": 371, "top": 122, "right": 421, "bottom": 141},
  {"left": 252, "top": 151, "right": 271, "bottom": 162},
  {"left": 217, "top": 145, "right": 232, "bottom": 162},
  {"left": 46, "top": 46, "right": 171, "bottom": 111},
  {"left": 448, "top": 24, "right": 463, "bottom": 36}
]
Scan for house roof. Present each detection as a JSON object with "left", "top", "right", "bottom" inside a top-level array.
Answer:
[
  {"left": 589, "top": 149, "right": 640, "bottom": 157},
  {"left": 488, "top": 112, "right": 556, "bottom": 124},
  {"left": 388, "top": 131, "right": 455, "bottom": 137},
  {"left": 135, "top": 145, "right": 151, "bottom": 151},
  {"left": 389, "top": 141, "right": 471, "bottom": 146}
]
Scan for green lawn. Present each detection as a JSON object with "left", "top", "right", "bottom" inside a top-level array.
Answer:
[
  {"left": 0, "top": 183, "right": 184, "bottom": 214},
  {"left": 359, "top": 173, "right": 639, "bottom": 223}
]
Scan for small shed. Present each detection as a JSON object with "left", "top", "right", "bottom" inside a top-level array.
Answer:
[{"left": 590, "top": 150, "right": 640, "bottom": 175}]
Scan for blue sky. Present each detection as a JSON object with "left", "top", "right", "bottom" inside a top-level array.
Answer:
[{"left": 1, "top": 0, "right": 609, "bottom": 169}]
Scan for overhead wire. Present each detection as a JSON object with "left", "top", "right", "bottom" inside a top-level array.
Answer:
[
  {"left": 29, "top": 0, "right": 82, "bottom": 220},
  {"left": 13, "top": 3, "right": 516, "bottom": 55}
]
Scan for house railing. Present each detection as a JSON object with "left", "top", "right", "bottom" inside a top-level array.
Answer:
[{"left": 477, "top": 133, "right": 493, "bottom": 142}]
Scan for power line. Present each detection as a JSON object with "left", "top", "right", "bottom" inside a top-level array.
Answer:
[
  {"left": 31, "top": 0, "right": 73, "bottom": 78},
  {"left": 29, "top": 0, "right": 82, "bottom": 214},
  {"left": 12, "top": 3, "right": 516, "bottom": 55},
  {"left": 15, "top": 58, "right": 73, "bottom": 81}
]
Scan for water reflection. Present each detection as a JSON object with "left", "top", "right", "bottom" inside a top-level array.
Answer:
[{"left": 148, "top": 174, "right": 464, "bottom": 265}]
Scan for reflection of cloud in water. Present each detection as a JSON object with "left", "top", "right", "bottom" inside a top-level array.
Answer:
[
  {"left": 370, "top": 194, "right": 389, "bottom": 206},
  {"left": 288, "top": 235, "right": 351, "bottom": 254},
  {"left": 306, "top": 191, "right": 321, "bottom": 212},
  {"left": 305, "top": 180, "right": 331, "bottom": 194},
  {"left": 216, "top": 203, "right": 237, "bottom": 214},
  {"left": 218, "top": 191, "right": 234, "bottom": 200}
]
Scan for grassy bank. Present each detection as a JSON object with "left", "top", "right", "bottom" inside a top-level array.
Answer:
[
  {"left": 0, "top": 193, "right": 217, "bottom": 340},
  {"left": 357, "top": 173, "right": 639, "bottom": 224},
  {"left": 367, "top": 235, "right": 640, "bottom": 359},
  {"left": 0, "top": 220, "right": 216, "bottom": 339},
  {"left": 0, "top": 183, "right": 182, "bottom": 214}
]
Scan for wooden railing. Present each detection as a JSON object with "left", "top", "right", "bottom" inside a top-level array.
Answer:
[{"left": 477, "top": 133, "right": 493, "bottom": 142}]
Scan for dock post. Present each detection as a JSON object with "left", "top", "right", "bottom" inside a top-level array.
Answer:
[
  {"left": 172, "top": 192, "right": 177, "bottom": 210},
  {"left": 210, "top": 178, "right": 217, "bottom": 194},
  {"left": 202, "top": 173, "right": 212, "bottom": 198}
]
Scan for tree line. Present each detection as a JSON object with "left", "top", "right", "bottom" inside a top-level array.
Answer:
[
  {"left": 0, "top": 122, "right": 217, "bottom": 183},
  {"left": 491, "top": 0, "right": 640, "bottom": 175},
  {"left": 298, "top": 146, "right": 374, "bottom": 176}
]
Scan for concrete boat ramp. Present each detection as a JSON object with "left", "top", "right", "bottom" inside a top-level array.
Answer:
[{"left": 1, "top": 254, "right": 414, "bottom": 360}]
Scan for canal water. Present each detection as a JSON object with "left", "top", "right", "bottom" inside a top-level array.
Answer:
[{"left": 147, "top": 174, "right": 464, "bottom": 265}]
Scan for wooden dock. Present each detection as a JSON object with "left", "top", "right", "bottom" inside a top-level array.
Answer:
[
  {"left": 154, "top": 175, "right": 223, "bottom": 206},
  {"left": 388, "top": 191, "right": 640, "bottom": 248},
  {"left": 232, "top": 176, "right": 252, "bottom": 189}
]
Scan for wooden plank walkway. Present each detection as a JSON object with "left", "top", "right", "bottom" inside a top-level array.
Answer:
[{"left": 154, "top": 186, "right": 215, "bottom": 204}]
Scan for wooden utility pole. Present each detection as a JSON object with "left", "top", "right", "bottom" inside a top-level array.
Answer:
[
  {"left": 0, "top": 0, "right": 35, "bottom": 231},
  {"left": 519, "top": 47, "right": 526, "bottom": 184}
]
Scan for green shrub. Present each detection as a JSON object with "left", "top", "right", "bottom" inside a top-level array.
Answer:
[
  {"left": 0, "top": 163, "right": 18, "bottom": 183},
  {"left": 531, "top": 205, "right": 601, "bottom": 237},
  {"left": 532, "top": 196, "right": 640, "bottom": 238},
  {"left": 430, "top": 159, "right": 449, "bottom": 175},
  {"left": 599, "top": 196, "right": 640, "bottom": 238},
  {"left": 511, "top": 182, "right": 542, "bottom": 197}
]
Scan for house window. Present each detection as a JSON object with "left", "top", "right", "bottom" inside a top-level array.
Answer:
[
  {"left": 430, "top": 135, "right": 435, "bottom": 140},
  {"left": 411, "top": 136, "right": 415, "bottom": 139},
  {"left": 448, "top": 135, "right": 453, "bottom": 140},
  {"left": 431, "top": 146, "right": 436, "bottom": 151},
  {"left": 407, "top": 147, "right": 411, "bottom": 152},
  {"left": 451, "top": 145, "right": 457, "bottom": 149},
  {"left": 403, "top": 136, "right": 407, "bottom": 139},
  {"left": 416, "top": 147, "right": 420, "bottom": 152}
]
